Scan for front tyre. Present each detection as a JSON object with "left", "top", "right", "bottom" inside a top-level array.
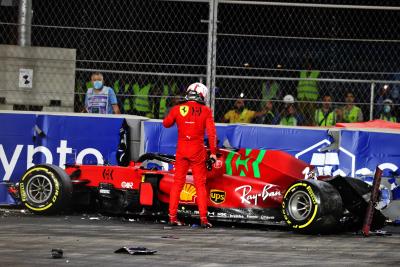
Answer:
[
  {"left": 19, "top": 164, "right": 72, "bottom": 214},
  {"left": 282, "top": 180, "right": 343, "bottom": 234}
]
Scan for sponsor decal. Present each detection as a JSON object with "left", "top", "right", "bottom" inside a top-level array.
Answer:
[
  {"left": 52, "top": 178, "right": 59, "bottom": 203},
  {"left": 121, "top": 181, "right": 133, "bottom": 189},
  {"left": 0, "top": 140, "right": 104, "bottom": 181},
  {"left": 217, "top": 212, "right": 228, "bottom": 217},
  {"left": 102, "top": 169, "right": 114, "bottom": 180},
  {"left": 210, "top": 189, "right": 226, "bottom": 204},
  {"left": 99, "top": 189, "right": 111, "bottom": 194},
  {"left": 179, "top": 105, "right": 189, "bottom": 117},
  {"left": 213, "top": 159, "right": 222, "bottom": 169},
  {"left": 180, "top": 183, "right": 197, "bottom": 203},
  {"left": 235, "top": 184, "right": 281, "bottom": 206},
  {"left": 20, "top": 183, "right": 26, "bottom": 202},
  {"left": 260, "top": 215, "right": 275, "bottom": 220},
  {"left": 225, "top": 149, "right": 266, "bottom": 178},
  {"left": 306, "top": 185, "right": 317, "bottom": 205},
  {"left": 229, "top": 214, "right": 244, "bottom": 219}
]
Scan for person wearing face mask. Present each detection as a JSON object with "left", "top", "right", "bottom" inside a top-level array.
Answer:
[
  {"left": 85, "top": 72, "right": 121, "bottom": 114},
  {"left": 379, "top": 99, "right": 397, "bottom": 122},
  {"left": 222, "top": 99, "right": 258, "bottom": 123}
]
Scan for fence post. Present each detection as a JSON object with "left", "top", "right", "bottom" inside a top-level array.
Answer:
[
  {"left": 369, "top": 82, "right": 375, "bottom": 121},
  {"left": 18, "top": 0, "right": 32, "bottom": 47},
  {"left": 206, "top": 0, "right": 218, "bottom": 111}
]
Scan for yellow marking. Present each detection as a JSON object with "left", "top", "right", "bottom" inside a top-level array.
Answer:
[
  {"left": 306, "top": 185, "right": 318, "bottom": 205},
  {"left": 20, "top": 184, "right": 26, "bottom": 201},
  {"left": 21, "top": 167, "right": 49, "bottom": 181},
  {"left": 299, "top": 204, "right": 318, "bottom": 229},
  {"left": 179, "top": 105, "right": 189, "bottom": 117},
  {"left": 25, "top": 202, "right": 53, "bottom": 211},
  {"left": 284, "top": 182, "right": 306, "bottom": 198},
  {"left": 180, "top": 183, "right": 197, "bottom": 201}
]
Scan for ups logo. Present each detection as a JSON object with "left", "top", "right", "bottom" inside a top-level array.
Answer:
[{"left": 210, "top": 189, "right": 226, "bottom": 204}]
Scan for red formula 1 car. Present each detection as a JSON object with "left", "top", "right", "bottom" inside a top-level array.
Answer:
[{"left": 7, "top": 147, "right": 386, "bottom": 233}]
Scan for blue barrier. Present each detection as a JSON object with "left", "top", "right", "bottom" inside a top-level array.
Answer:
[
  {"left": 340, "top": 130, "right": 400, "bottom": 177},
  {"left": 0, "top": 113, "right": 124, "bottom": 204},
  {"left": 144, "top": 121, "right": 400, "bottom": 178}
]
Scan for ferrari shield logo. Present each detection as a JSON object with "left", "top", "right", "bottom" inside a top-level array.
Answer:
[
  {"left": 210, "top": 189, "right": 226, "bottom": 204},
  {"left": 179, "top": 105, "right": 189, "bottom": 116}
]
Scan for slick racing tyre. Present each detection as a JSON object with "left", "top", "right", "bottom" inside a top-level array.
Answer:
[
  {"left": 19, "top": 164, "right": 72, "bottom": 214},
  {"left": 282, "top": 180, "right": 343, "bottom": 234}
]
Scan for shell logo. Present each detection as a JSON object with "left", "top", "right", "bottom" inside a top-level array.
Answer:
[{"left": 180, "top": 183, "right": 197, "bottom": 203}]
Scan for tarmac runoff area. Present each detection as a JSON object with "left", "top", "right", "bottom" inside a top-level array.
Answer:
[{"left": 0, "top": 208, "right": 399, "bottom": 266}]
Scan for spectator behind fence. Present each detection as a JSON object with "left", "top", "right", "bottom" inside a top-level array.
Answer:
[
  {"left": 222, "top": 99, "right": 256, "bottom": 123},
  {"left": 374, "top": 84, "right": 391, "bottom": 117},
  {"left": 336, "top": 91, "right": 363, "bottom": 123},
  {"left": 158, "top": 82, "right": 178, "bottom": 119},
  {"left": 85, "top": 72, "right": 121, "bottom": 114},
  {"left": 254, "top": 99, "right": 277, "bottom": 125},
  {"left": 277, "top": 95, "right": 304, "bottom": 126},
  {"left": 389, "top": 73, "right": 400, "bottom": 105},
  {"left": 132, "top": 82, "right": 153, "bottom": 117},
  {"left": 313, "top": 95, "right": 336, "bottom": 127},
  {"left": 378, "top": 99, "right": 397, "bottom": 122},
  {"left": 260, "top": 79, "right": 280, "bottom": 110},
  {"left": 297, "top": 60, "right": 320, "bottom": 125}
]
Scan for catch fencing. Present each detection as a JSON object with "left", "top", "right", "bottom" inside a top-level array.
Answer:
[{"left": 1, "top": 0, "right": 400, "bottom": 125}]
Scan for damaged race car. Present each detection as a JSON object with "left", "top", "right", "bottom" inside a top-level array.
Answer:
[{"left": 6, "top": 147, "right": 387, "bottom": 234}]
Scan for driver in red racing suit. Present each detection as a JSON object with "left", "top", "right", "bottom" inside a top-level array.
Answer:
[{"left": 163, "top": 82, "right": 217, "bottom": 228}]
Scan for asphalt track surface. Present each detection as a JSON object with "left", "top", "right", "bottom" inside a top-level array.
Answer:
[{"left": 0, "top": 208, "right": 399, "bottom": 266}]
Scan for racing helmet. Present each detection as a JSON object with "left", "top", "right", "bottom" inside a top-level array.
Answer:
[{"left": 186, "top": 82, "right": 208, "bottom": 102}]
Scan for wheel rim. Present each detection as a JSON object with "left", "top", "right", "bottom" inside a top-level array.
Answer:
[
  {"left": 26, "top": 174, "right": 53, "bottom": 204},
  {"left": 288, "top": 190, "right": 313, "bottom": 221}
]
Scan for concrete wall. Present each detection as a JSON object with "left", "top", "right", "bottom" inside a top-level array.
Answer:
[
  {"left": 126, "top": 116, "right": 148, "bottom": 161},
  {"left": 0, "top": 45, "right": 76, "bottom": 111}
]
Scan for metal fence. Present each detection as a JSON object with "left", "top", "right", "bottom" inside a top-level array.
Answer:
[{"left": 1, "top": 0, "right": 400, "bottom": 125}]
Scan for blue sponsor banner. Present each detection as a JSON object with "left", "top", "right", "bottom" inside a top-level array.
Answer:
[
  {"left": 0, "top": 113, "right": 124, "bottom": 204},
  {"left": 224, "top": 125, "right": 330, "bottom": 159},
  {"left": 144, "top": 121, "right": 330, "bottom": 161},
  {"left": 0, "top": 113, "right": 37, "bottom": 205},
  {"left": 143, "top": 121, "right": 400, "bottom": 180},
  {"left": 339, "top": 130, "right": 400, "bottom": 177}
]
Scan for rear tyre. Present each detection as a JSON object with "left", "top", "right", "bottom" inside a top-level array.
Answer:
[
  {"left": 282, "top": 180, "right": 343, "bottom": 234},
  {"left": 19, "top": 164, "right": 72, "bottom": 214}
]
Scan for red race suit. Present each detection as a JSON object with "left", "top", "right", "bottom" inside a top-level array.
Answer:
[{"left": 162, "top": 100, "right": 217, "bottom": 219}]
